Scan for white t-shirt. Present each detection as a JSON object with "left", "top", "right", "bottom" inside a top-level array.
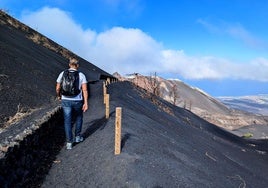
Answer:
[{"left": 56, "top": 68, "right": 87, "bottom": 101}]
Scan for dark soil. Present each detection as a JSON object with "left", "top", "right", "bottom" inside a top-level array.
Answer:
[
  {"left": 42, "top": 81, "right": 268, "bottom": 188},
  {"left": 0, "top": 10, "right": 111, "bottom": 127}
]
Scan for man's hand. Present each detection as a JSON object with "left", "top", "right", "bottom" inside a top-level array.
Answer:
[
  {"left": 81, "top": 83, "right": 88, "bottom": 112},
  {"left": 82, "top": 103, "right": 88, "bottom": 112}
]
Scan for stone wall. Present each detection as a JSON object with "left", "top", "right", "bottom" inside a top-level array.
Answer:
[{"left": 0, "top": 106, "right": 64, "bottom": 187}]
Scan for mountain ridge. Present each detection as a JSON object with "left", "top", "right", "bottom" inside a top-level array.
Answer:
[
  {"left": 113, "top": 72, "right": 268, "bottom": 131},
  {"left": 218, "top": 94, "right": 268, "bottom": 116}
]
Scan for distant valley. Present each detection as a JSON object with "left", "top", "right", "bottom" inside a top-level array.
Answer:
[{"left": 218, "top": 95, "right": 268, "bottom": 116}]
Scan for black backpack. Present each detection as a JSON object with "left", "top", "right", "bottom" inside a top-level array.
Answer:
[{"left": 60, "top": 70, "right": 80, "bottom": 96}]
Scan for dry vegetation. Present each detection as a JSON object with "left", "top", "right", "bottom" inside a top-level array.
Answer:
[
  {"left": 0, "top": 10, "right": 76, "bottom": 61},
  {"left": 130, "top": 74, "right": 175, "bottom": 117},
  {"left": 2, "top": 104, "right": 35, "bottom": 130}
]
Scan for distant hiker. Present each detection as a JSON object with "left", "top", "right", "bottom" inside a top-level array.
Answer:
[{"left": 56, "top": 58, "right": 88, "bottom": 150}]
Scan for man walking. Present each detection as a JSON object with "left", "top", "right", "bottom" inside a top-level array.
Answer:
[{"left": 56, "top": 58, "right": 88, "bottom": 149}]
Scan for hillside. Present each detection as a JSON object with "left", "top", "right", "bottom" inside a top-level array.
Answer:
[
  {"left": 42, "top": 81, "right": 268, "bottom": 187},
  {"left": 0, "top": 10, "right": 112, "bottom": 128},
  {"left": 114, "top": 73, "right": 268, "bottom": 130}
]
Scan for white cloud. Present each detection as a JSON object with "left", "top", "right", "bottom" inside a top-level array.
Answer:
[
  {"left": 162, "top": 50, "right": 229, "bottom": 79},
  {"left": 197, "top": 18, "right": 221, "bottom": 34},
  {"left": 102, "top": 0, "right": 142, "bottom": 11},
  {"left": 21, "top": 7, "right": 268, "bottom": 81},
  {"left": 226, "top": 23, "right": 262, "bottom": 48},
  {"left": 21, "top": 7, "right": 96, "bottom": 56},
  {"left": 97, "top": 0, "right": 143, "bottom": 18},
  {"left": 91, "top": 27, "right": 163, "bottom": 74},
  {"left": 197, "top": 18, "right": 263, "bottom": 49}
]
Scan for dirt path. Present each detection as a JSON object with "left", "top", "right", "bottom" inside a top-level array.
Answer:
[{"left": 41, "top": 81, "right": 109, "bottom": 187}]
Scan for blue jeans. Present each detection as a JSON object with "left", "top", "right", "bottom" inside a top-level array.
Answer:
[{"left": 62, "top": 100, "right": 83, "bottom": 142}]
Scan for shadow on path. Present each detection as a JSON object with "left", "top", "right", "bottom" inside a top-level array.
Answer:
[
  {"left": 121, "top": 133, "right": 131, "bottom": 150},
  {"left": 82, "top": 116, "right": 107, "bottom": 139},
  {"left": 82, "top": 112, "right": 114, "bottom": 139}
]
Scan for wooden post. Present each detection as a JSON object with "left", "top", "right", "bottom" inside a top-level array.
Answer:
[
  {"left": 115, "top": 107, "right": 122, "bottom": 155},
  {"left": 107, "top": 77, "right": 111, "bottom": 85},
  {"left": 105, "top": 94, "right": 110, "bottom": 119},
  {"left": 104, "top": 93, "right": 106, "bottom": 105},
  {"left": 103, "top": 82, "right": 107, "bottom": 104}
]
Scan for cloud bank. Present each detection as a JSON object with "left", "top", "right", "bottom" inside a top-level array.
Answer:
[{"left": 21, "top": 7, "right": 268, "bottom": 81}]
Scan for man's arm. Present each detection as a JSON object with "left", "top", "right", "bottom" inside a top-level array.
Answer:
[
  {"left": 81, "top": 83, "right": 88, "bottom": 112},
  {"left": 56, "top": 83, "right": 61, "bottom": 100}
]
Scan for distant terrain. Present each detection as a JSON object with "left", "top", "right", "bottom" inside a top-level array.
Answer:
[
  {"left": 114, "top": 73, "right": 268, "bottom": 131},
  {"left": 218, "top": 95, "right": 268, "bottom": 116}
]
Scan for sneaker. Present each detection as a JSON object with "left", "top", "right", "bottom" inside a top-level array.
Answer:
[
  {"left": 66, "top": 142, "right": 72, "bottom": 150},
  {"left": 75, "top": 136, "right": 84, "bottom": 143}
]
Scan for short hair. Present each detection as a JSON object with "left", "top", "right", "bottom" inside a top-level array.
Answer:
[{"left": 69, "top": 58, "right": 79, "bottom": 66}]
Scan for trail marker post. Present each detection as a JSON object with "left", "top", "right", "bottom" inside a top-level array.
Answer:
[
  {"left": 105, "top": 94, "right": 110, "bottom": 119},
  {"left": 115, "top": 107, "right": 122, "bottom": 155},
  {"left": 103, "top": 82, "right": 107, "bottom": 104},
  {"left": 107, "top": 77, "right": 111, "bottom": 85}
]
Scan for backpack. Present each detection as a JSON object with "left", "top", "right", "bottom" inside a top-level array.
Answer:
[{"left": 60, "top": 70, "right": 80, "bottom": 96}]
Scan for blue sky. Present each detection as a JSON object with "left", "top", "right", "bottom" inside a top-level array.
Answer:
[{"left": 1, "top": 0, "right": 268, "bottom": 96}]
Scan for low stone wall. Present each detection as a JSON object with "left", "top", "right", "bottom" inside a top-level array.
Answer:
[{"left": 0, "top": 106, "right": 65, "bottom": 187}]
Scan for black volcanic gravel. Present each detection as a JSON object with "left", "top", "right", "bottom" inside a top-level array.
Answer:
[{"left": 42, "top": 81, "right": 268, "bottom": 188}]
